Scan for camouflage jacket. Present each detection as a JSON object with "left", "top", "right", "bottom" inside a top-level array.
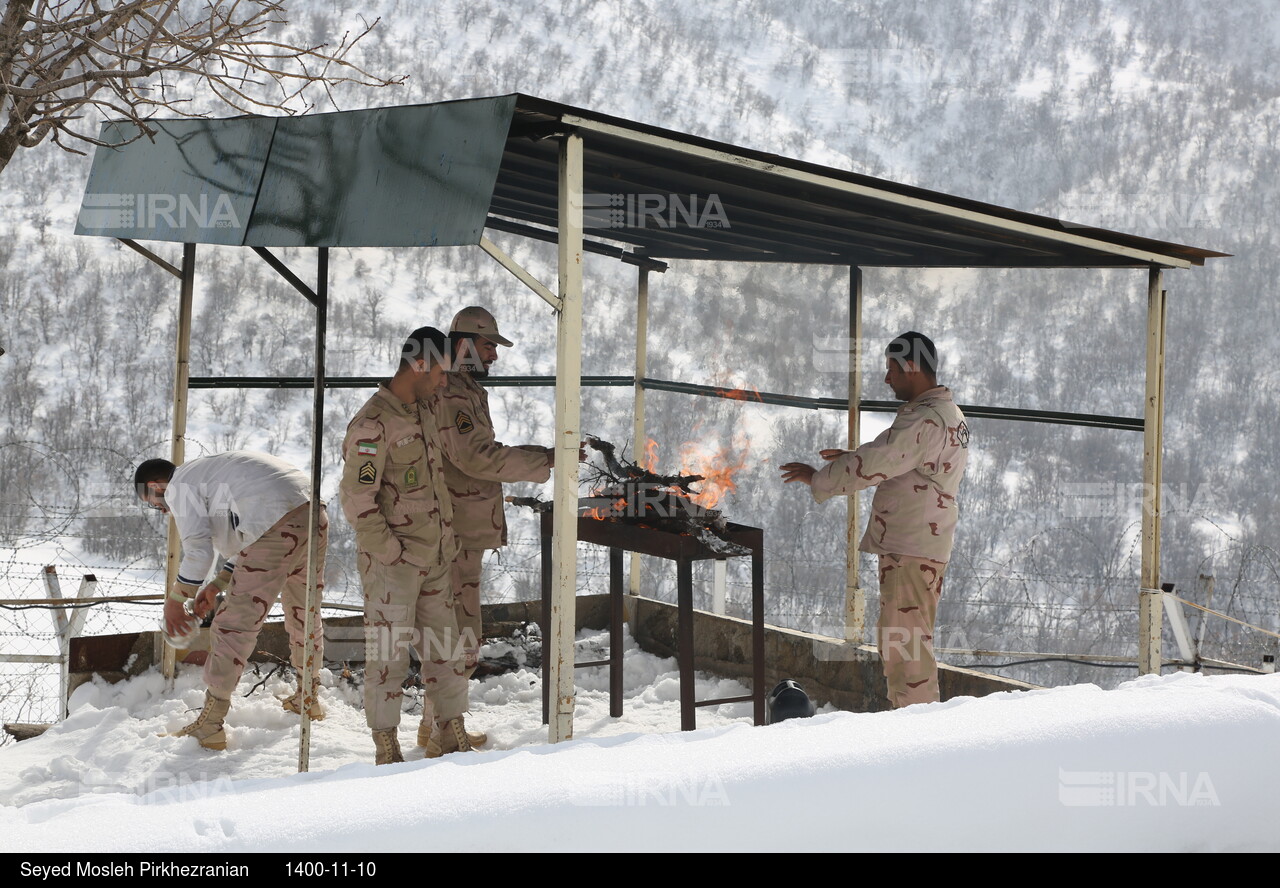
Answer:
[
  {"left": 811, "top": 386, "right": 969, "bottom": 563},
  {"left": 433, "top": 371, "right": 552, "bottom": 550},
  {"left": 339, "top": 384, "right": 458, "bottom": 567}
]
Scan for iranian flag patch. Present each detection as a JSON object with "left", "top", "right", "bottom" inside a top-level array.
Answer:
[{"left": 357, "top": 442, "right": 378, "bottom": 456}]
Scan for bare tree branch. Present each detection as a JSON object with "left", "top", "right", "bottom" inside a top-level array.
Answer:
[{"left": 0, "top": 0, "right": 406, "bottom": 175}]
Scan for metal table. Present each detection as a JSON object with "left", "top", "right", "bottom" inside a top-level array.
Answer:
[{"left": 540, "top": 512, "right": 765, "bottom": 730}]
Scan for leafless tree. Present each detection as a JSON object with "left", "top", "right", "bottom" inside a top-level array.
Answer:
[{"left": 0, "top": 0, "right": 405, "bottom": 175}]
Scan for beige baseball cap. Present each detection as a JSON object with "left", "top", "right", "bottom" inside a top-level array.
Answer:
[{"left": 450, "top": 305, "right": 513, "bottom": 347}]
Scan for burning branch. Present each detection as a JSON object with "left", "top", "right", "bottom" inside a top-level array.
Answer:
[{"left": 584, "top": 435, "right": 703, "bottom": 491}]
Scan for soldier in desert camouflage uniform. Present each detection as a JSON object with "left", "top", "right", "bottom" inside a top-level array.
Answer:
[
  {"left": 339, "top": 326, "right": 472, "bottom": 765},
  {"left": 781, "top": 331, "right": 970, "bottom": 709},
  {"left": 413, "top": 306, "right": 556, "bottom": 751}
]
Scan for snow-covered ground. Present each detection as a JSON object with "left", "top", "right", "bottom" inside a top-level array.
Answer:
[{"left": 1, "top": 625, "right": 1277, "bottom": 854}]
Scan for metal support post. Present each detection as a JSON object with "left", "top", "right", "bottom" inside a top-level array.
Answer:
[
  {"left": 677, "top": 558, "right": 695, "bottom": 731},
  {"left": 550, "top": 132, "right": 585, "bottom": 743},
  {"left": 298, "top": 247, "right": 328, "bottom": 773},
  {"left": 712, "top": 559, "right": 728, "bottom": 615},
  {"left": 845, "top": 266, "right": 865, "bottom": 643},
  {"left": 629, "top": 268, "right": 649, "bottom": 600},
  {"left": 163, "top": 243, "right": 196, "bottom": 683},
  {"left": 1139, "top": 267, "right": 1166, "bottom": 674},
  {"left": 1162, "top": 584, "right": 1196, "bottom": 671}
]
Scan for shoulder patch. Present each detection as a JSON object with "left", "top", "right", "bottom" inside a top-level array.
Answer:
[
  {"left": 358, "top": 461, "right": 377, "bottom": 485},
  {"left": 955, "top": 421, "right": 970, "bottom": 448},
  {"left": 455, "top": 411, "right": 474, "bottom": 434}
]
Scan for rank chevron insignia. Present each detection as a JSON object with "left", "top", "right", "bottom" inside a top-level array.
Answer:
[
  {"left": 455, "top": 411, "right": 474, "bottom": 434},
  {"left": 358, "top": 461, "right": 377, "bottom": 484}
]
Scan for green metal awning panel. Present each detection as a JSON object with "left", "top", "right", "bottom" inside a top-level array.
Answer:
[
  {"left": 75, "top": 92, "right": 1227, "bottom": 268},
  {"left": 75, "top": 96, "right": 516, "bottom": 248}
]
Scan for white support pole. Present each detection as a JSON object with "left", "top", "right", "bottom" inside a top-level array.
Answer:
[
  {"left": 298, "top": 247, "right": 328, "bottom": 774},
  {"left": 163, "top": 243, "right": 196, "bottom": 683},
  {"left": 712, "top": 559, "right": 728, "bottom": 615},
  {"left": 1139, "top": 268, "right": 1166, "bottom": 675},
  {"left": 550, "top": 132, "right": 585, "bottom": 743},
  {"left": 629, "top": 268, "right": 649, "bottom": 599},
  {"left": 1163, "top": 589, "right": 1196, "bottom": 670},
  {"left": 1193, "top": 574, "right": 1215, "bottom": 657},
  {"left": 845, "top": 267, "right": 865, "bottom": 644},
  {"left": 43, "top": 569, "right": 98, "bottom": 718},
  {"left": 58, "top": 575, "right": 97, "bottom": 717},
  {"left": 66, "top": 575, "right": 96, "bottom": 641},
  {"left": 43, "top": 567, "right": 69, "bottom": 716},
  {"left": 43, "top": 566, "right": 66, "bottom": 636}
]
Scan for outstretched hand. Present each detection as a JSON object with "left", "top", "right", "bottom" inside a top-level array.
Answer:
[
  {"left": 545, "top": 442, "right": 588, "bottom": 468},
  {"left": 779, "top": 462, "right": 817, "bottom": 485}
]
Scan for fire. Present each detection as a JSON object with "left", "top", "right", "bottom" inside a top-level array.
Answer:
[
  {"left": 641, "top": 438, "right": 659, "bottom": 472},
  {"left": 680, "top": 442, "right": 749, "bottom": 509},
  {"left": 644, "top": 437, "right": 750, "bottom": 510},
  {"left": 718, "top": 386, "right": 763, "bottom": 403}
]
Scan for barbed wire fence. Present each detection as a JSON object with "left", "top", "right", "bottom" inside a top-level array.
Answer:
[{"left": 4, "top": 489, "right": 1279, "bottom": 745}]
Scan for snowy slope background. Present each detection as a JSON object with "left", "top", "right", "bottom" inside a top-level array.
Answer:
[{"left": 1, "top": 1, "right": 1278, "bottom": 737}]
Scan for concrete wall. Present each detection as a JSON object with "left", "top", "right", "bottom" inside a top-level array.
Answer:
[
  {"left": 624, "top": 595, "right": 1038, "bottom": 713},
  {"left": 66, "top": 594, "right": 1036, "bottom": 716}
]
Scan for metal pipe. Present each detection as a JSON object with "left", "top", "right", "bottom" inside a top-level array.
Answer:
[
  {"left": 846, "top": 266, "right": 865, "bottom": 644},
  {"left": 550, "top": 132, "right": 585, "bottom": 743},
  {"left": 163, "top": 243, "right": 196, "bottom": 683},
  {"left": 478, "top": 235, "right": 562, "bottom": 310},
  {"left": 629, "top": 268, "right": 649, "bottom": 599},
  {"left": 298, "top": 247, "right": 327, "bottom": 773},
  {"left": 186, "top": 375, "right": 634, "bottom": 390},
  {"left": 712, "top": 559, "right": 727, "bottom": 615},
  {"left": 1138, "top": 267, "right": 1166, "bottom": 674}
]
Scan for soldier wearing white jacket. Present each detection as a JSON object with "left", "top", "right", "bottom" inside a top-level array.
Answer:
[
  {"left": 135, "top": 450, "right": 327, "bottom": 749},
  {"left": 781, "top": 332, "right": 969, "bottom": 709}
]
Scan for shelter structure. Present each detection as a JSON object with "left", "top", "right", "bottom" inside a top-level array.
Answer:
[{"left": 75, "top": 94, "right": 1227, "bottom": 768}]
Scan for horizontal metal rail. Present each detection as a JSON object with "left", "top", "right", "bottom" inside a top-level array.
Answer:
[
  {"left": 637, "top": 378, "right": 1145, "bottom": 431},
  {"left": 187, "top": 375, "right": 636, "bottom": 389},
  {"left": 185, "top": 375, "right": 1142, "bottom": 430}
]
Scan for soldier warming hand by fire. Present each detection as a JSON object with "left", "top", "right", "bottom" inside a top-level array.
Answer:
[
  {"left": 421, "top": 305, "right": 561, "bottom": 751},
  {"left": 780, "top": 332, "right": 969, "bottom": 709}
]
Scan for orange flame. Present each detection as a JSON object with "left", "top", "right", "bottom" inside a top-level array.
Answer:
[
  {"left": 643, "top": 436, "right": 750, "bottom": 510},
  {"left": 680, "top": 442, "right": 749, "bottom": 509},
  {"left": 719, "top": 386, "right": 763, "bottom": 402},
  {"left": 642, "top": 438, "right": 659, "bottom": 472}
]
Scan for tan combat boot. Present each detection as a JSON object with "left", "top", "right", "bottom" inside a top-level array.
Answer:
[
  {"left": 174, "top": 690, "right": 231, "bottom": 750},
  {"left": 425, "top": 715, "right": 475, "bottom": 759},
  {"left": 281, "top": 684, "right": 325, "bottom": 720},
  {"left": 417, "top": 700, "right": 485, "bottom": 750},
  {"left": 372, "top": 728, "right": 404, "bottom": 765}
]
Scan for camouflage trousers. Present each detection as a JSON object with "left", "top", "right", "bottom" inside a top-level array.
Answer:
[
  {"left": 876, "top": 552, "right": 947, "bottom": 709},
  {"left": 205, "top": 504, "right": 327, "bottom": 700},
  {"left": 360, "top": 557, "right": 469, "bottom": 731},
  {"left": 451, "top": 548, "right": 484, "bottom": 680}
]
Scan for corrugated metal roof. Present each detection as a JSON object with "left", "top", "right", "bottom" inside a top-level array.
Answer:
[{"left": 75, "top": 93, "right": 1228, "bottom": 268}]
